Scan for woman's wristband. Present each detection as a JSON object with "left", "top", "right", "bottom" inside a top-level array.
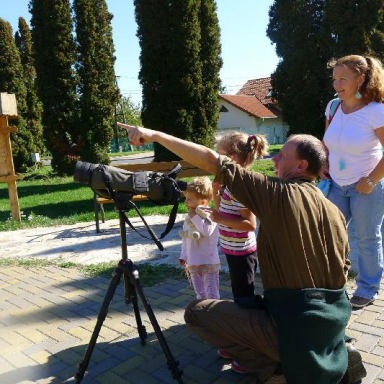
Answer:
[{"left": 366, "top": 177, "right": 376, "bottom": 188}]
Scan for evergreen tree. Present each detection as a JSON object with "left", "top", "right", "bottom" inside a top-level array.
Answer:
[
  {"left": 134, "top": 0, "right": 222, "bottom": 161},
  {"left": 73, "top": 0, "right": 118, "bottom": 164},
  {"left": 15, "top": 17, "right": 45, "bottom": 157},
  {"left": 199, "top": 0, "right": 222, "bottom": 149},
  {"left": 0, "top": 18, "right": 35, "bottom": 171},
  {"left": 322, "top": 0, "right": 384, "bottom": 59},
  {"left": 267, "top": 0, "right": 384, "bottom": 139},
  {"left": 29, "top": 0, "right": 79, "bottom": 175},
  {"left": 267, "top": 0, "right": 329, "bottom": 138},
  {"left": 371, "top": 17, "right": 384, "bottom": 60}
]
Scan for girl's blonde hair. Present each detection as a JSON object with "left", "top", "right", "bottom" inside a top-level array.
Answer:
[
  {"left": 186, "top": 177, "right": 213, "bottom": 200},
  {"left": 328, "top": 55, "right": 384, "bottom": 103},
  {"left": 217, "top": 131, "right": 269, "bottom": 167}
]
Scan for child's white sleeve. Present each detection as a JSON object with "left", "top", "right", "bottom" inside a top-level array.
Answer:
[{"left": 191, "top": 215, "right": 217, "bottom": 237}]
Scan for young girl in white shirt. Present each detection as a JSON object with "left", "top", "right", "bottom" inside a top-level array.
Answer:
[{"left": 179, "top": 177, "right": 220, "bottom": 299}]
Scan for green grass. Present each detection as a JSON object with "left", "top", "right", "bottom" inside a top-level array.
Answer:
[
  {"left": 0, "top": 157, "right": 275, "bottom": 231},
  {"left": 268, "top": 144, "right": 282, "bottom": 156},
  {"left": 0, "top": 258, "right": 185, "bottom": 286}
]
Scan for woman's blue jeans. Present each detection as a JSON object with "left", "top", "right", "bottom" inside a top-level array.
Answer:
[{"left": 328, "top": 179, "right": 384, "bottom": 300}]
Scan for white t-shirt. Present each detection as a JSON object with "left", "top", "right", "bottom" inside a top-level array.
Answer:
[{"left": 324, "top": 100, "right": 384, "bottom": 186}]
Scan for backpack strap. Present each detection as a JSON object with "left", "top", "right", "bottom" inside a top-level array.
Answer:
[{"left": 328, "top": 98, "right": 341, "bottom": 123}]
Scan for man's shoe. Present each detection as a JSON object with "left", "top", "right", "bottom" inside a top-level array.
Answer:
[
  {"left": 340, "top": 344, "right": 367, "bottom": 384},
  {"left": 350, "top": 296, "right": 374, "bottom": 308},
  {"left": 231, "top": 361, "right": 247, "bottom": 374},
  {"left": 218, "top": 349, "right": 231, "bottom": 359}
]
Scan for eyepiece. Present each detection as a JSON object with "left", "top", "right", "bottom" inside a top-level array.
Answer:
[{"left": 74, "top": 161, "right": 96, "bottom": 186}]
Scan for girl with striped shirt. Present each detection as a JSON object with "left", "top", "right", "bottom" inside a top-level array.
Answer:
[{"left": 212, "top": 132, "right": 268, "bottom": 302}]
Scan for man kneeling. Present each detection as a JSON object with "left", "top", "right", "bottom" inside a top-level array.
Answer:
[{"left": 119, "top": 123, "right": 367, "bottom": 384}]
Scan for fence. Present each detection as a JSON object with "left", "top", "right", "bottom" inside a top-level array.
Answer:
[{"left": 109, "top": 138, "right": 154, "bottom": 153}]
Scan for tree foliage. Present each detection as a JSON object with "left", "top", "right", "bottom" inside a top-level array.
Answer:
[
  {"left": 73, "top": 0, "right": 118, "bottom": 164},
  {"left": 322, "top": 0, "right": 384, "bottom": 58},
  {"left": 117, "top": 96, "right": 142, "bottom": 138},
  {"left": 267, "top": 0, "right": 384, "bottom": 139},
  {"left": 15, "top": 17, "right": 45, "bottom": 157},
  {"left": 29, "top": 0, "right": 80, "bottom": 175},
  {"left": 0, "top": 18, "right": 35, "bottom": 171},
  {"left": 134, "top": 0, "right": 222, "bottom": 161},
  {"left": 199, "top": 0, "right": 222, "bottom": 149}
]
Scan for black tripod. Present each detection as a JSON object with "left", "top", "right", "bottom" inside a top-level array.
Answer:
[{"left": 74, "top": 207, "right": 184, "bottom": 383}]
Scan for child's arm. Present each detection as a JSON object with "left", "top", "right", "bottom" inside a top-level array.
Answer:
[
  {"left": 191, "top": 214, "right": 217, "bottom": 237},
  {"left": 204, "top": 207, "right": 256, "bottom": 231},
  {"left": 212, "top": 181, "right": 221, "bottom": 210},
  {"left": 179, "top": 238, "right": 187, "bottom": 266}
]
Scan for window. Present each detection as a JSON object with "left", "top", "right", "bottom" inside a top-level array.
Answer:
[{"left": 219, "top": 105, "right": 229, "bottom": 113}]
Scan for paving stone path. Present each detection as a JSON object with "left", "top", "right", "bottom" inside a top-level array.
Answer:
[
  {"left": 1, "top": 217, "right": 384, "bottom": 383},
  {"left": 0, "top": 265, "right": 384, "bottom": 384}
]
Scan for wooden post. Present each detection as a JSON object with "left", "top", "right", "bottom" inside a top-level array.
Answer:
[{"left": 0, "top": 93, "right": 23, "bottom": 222}]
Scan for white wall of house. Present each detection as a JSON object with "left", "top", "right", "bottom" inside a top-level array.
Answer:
[{"left": 217, "top": 99, "right": 288, "bottom": 144}]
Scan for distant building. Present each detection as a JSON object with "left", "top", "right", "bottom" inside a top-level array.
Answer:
[{"left": 218, "top": 77, "right": 288, "bottom": 144}]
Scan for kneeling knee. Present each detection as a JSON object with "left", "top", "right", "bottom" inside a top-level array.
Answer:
[{"left": 184, "top": 299, "right": 206, "bottom": 325}]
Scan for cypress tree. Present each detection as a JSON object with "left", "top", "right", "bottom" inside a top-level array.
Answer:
[
  {"left": 15, "top": 17, "right": 45, "bottom": 157},
  {"left": 73, "top": 0, "right": 118, "bottom": 164},
  {"left": 29, "top": 0, "right": 80, "bottom": 175},
  {"left": 134, "top": 0, "right": 222, "bottom": 161},
  {"left": 0, "top": 18, "right": 35, "bottom": 171},
  {"left": 267, "top": 0, "right": 329, "bottom": 139},
  {"left": 199, "top": 0, "right": 222, "bottom": 149},
  {"left": 371, "top": 16, "right": 384, "bottom": 60},
  {"left": 322, "top": 0, "right": 384, "bottom": 59},
  {"left": 267, "top": 0, "right": 384, "bottom": 139}
]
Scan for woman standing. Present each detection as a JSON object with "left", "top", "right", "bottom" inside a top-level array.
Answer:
[{"left": 324, "top": 55, "right": 384, "bottom": 308}]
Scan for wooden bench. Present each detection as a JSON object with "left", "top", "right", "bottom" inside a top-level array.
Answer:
[{"left": 94, "top": 160, "right": 212, "bottom": 232}]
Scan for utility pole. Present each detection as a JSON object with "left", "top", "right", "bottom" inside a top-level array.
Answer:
[{"left": 113, "top": 76, "right": 121, "bottom": 152}]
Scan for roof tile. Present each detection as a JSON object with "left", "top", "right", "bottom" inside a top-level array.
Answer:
[
  {"left": 236, "top": 77, "right": 274, "bottom": 105},
  {"left": 219, "top": 94, "right": 277, "bottom": 118}
]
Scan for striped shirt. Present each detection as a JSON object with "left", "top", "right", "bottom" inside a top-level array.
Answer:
[{"left": 218, "top": 186, "right": 257, "bottom": 256}]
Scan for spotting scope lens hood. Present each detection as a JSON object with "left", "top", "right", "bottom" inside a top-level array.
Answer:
[{"left": 74, "top": 161, "right": 96, "bottom": 186}]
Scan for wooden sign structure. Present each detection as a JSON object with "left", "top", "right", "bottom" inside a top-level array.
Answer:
[{"left": 0, "top": 93, "right": 23, "bottom": 222}]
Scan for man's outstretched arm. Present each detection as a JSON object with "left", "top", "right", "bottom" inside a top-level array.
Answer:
[{"left": 117, "top": 123, "right": 219, "bottom": 175}]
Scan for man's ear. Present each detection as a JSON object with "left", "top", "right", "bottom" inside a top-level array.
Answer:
[{"left": 298, "top": 159, "right": 309, "bottom": 171}]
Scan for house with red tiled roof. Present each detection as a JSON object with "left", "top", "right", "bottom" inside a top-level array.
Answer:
[{"left": 218, "top": 77, "right": 288, "bottom": 144}]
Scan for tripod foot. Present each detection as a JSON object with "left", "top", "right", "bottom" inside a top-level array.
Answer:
[
  {"left": 74, "top": 364, "right": 85, "bottom": 384},
  {"left": 138, "top": 324, "right": 148, "bottom": 344},
  {"left": 168, "top": 360, "right": 184, "bottom": 383}
]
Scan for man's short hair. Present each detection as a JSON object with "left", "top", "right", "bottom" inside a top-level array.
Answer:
[{"left": 289, "top": 134, "right": 327, "bottom": 177}]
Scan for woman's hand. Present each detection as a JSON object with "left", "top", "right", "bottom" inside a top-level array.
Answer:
[
  {"left": 117, "top": 123, "right": 156, "bottom": 146},
  {"left": 355, "top": 177, "right": 375, "bottom": 194}
]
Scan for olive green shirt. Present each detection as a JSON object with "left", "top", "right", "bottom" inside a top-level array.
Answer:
[{"left": 215, "top": 156, "right": 350, "bottom": 290}]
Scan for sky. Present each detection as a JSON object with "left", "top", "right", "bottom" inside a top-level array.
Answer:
[{"left": 2, "top": 0, "right": 279, "bottom": 105}]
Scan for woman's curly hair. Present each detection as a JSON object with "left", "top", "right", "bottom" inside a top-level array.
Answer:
[{"left": 328, "top": 55, "right": 384, "bottom": 103}]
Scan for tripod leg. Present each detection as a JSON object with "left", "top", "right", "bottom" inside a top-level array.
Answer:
[
  {"left": 74, "top": 268, "right": 122, "bottom": 383},
  {"left": 131, "top": 275, "right": 184, "bottom": 384},
  {"left": 123, "top": 272, "right": 147, "bottom": 344}
]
